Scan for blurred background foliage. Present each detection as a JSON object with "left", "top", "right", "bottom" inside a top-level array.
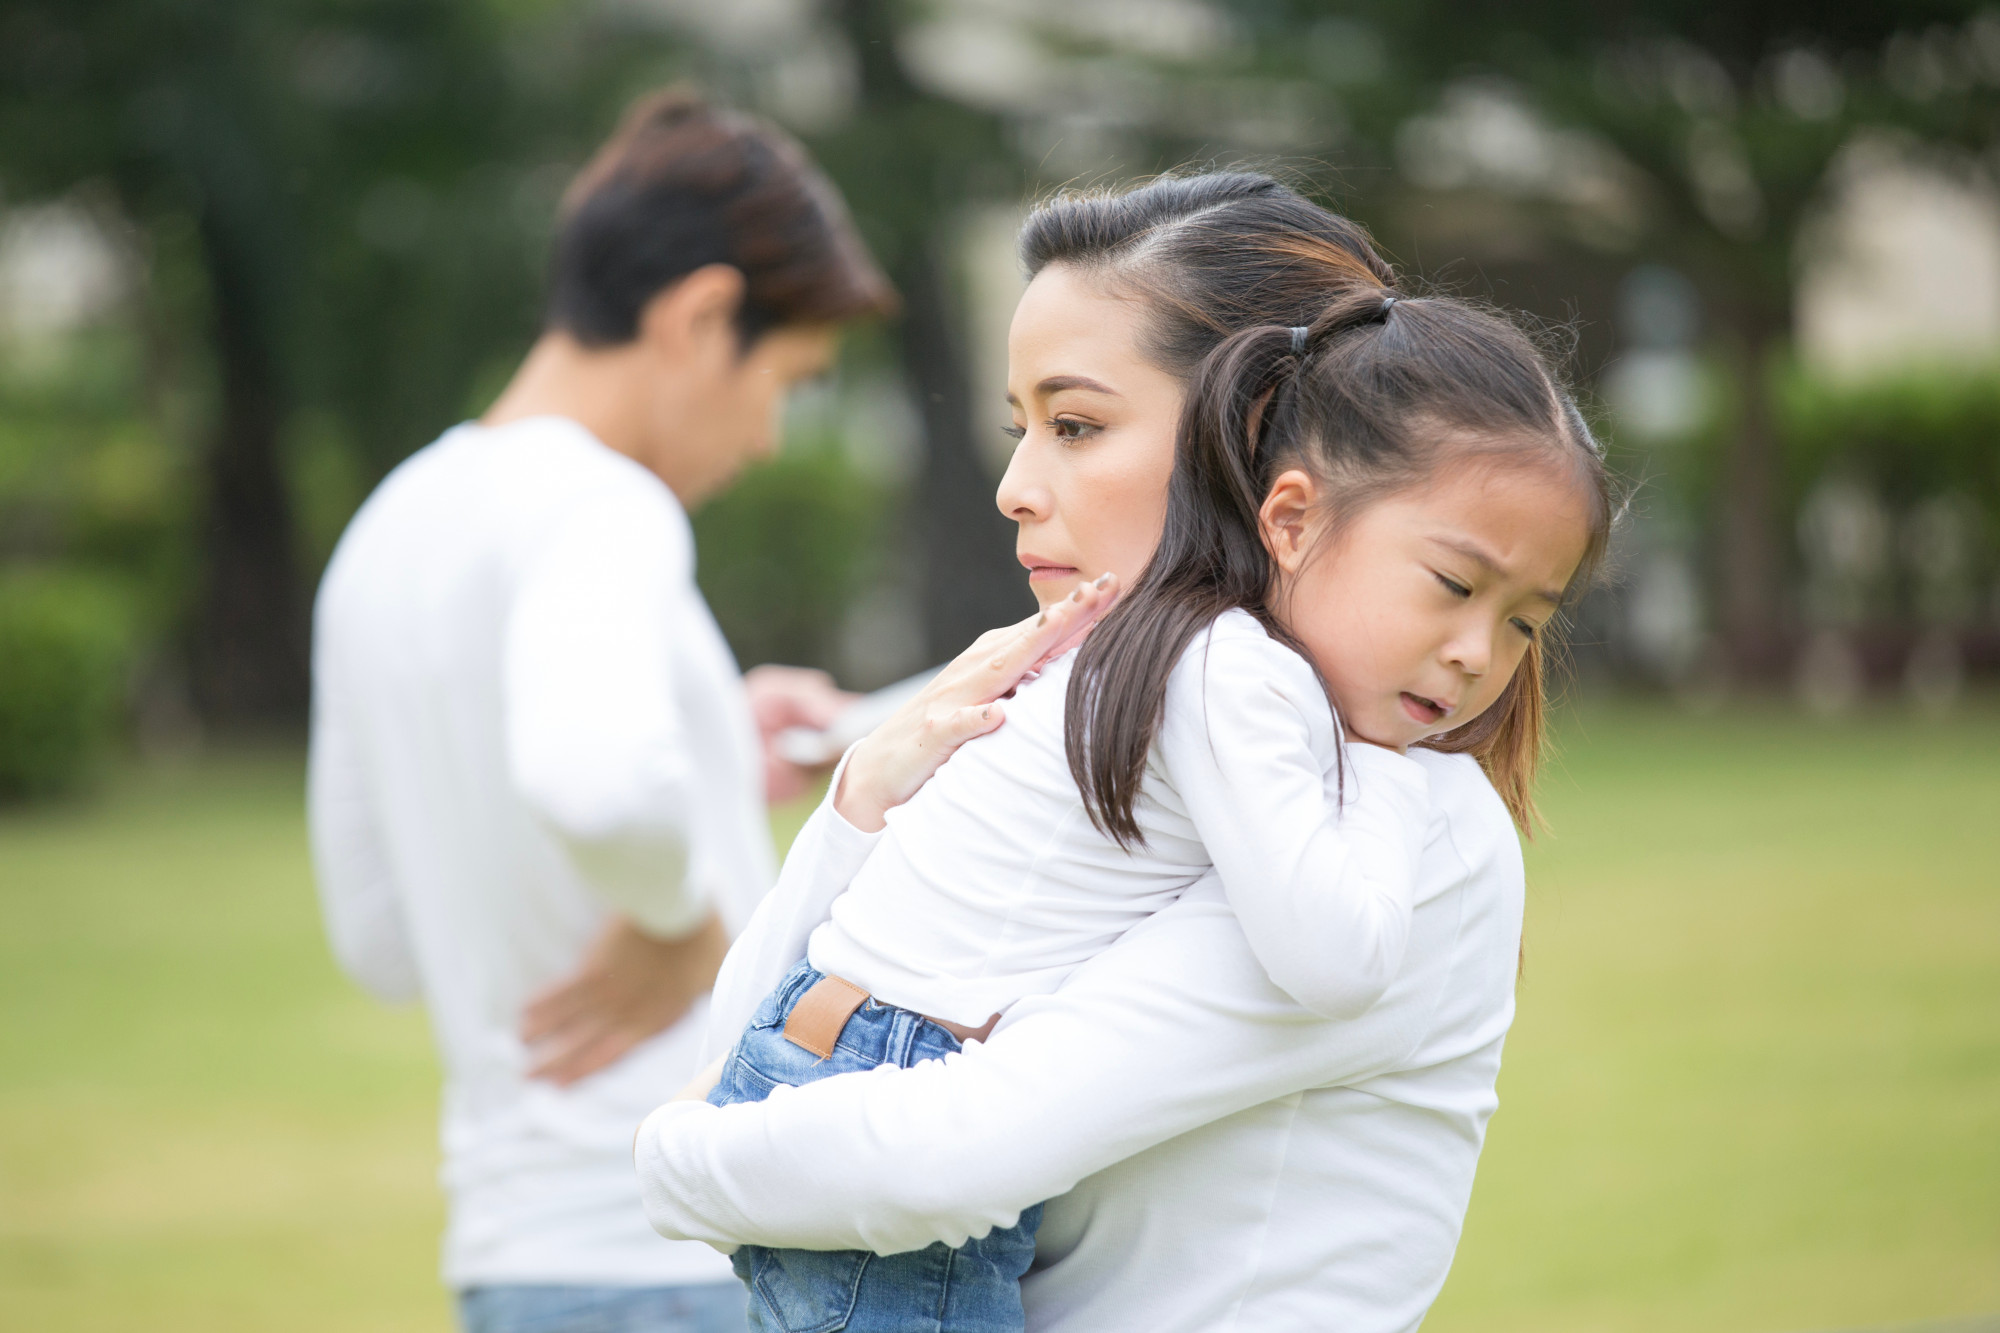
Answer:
[{"left": 0, "top": 0, "right": 1998, "bottom": 788}]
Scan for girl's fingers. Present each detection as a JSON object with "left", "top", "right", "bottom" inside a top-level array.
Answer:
[
  {"left": 913, "top": 700, "right": 1007, "bottom": 756},
  {"left": 835, "top": 574, "right": 1119, "bottom": 837},
  {"left": 961, "top": 574, "right": 1120, "bottom": 700},
  {"left": 946, "top": 701, "right": 1006, "bottom": 746},
  {"left": 1021, "top": 575, "right": 1121, "bottom": 675}
]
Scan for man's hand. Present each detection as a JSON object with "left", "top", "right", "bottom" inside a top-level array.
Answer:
[
  {"left": 745, "top": 665, "right": 857, "bottom": 802},
  {"left": 522, "top": 911, "right": 730, "bottom": 1086}
]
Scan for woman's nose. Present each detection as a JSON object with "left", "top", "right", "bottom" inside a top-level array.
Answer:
[{"left": 995, "top": 439, "right": 1051, "bottom": 523}]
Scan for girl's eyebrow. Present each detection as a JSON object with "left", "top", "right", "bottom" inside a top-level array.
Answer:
[{"left": 1431, "top": 535, "right": 1564, "bottom": 606}]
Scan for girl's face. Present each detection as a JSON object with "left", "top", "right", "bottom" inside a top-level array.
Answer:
[
  {"left": 998, "top": 266, "right": 1186, "bottom": 608},
  {"left": 1262, "top": 456, "right": 1593, "bottom": 752}
]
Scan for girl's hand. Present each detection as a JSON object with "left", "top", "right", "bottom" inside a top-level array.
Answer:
[{"left": 834, "top": 573, "right": 1122, "bottom": 832}]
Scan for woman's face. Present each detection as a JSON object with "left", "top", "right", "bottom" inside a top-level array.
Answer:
[{"left": 997, "top": 265, "right": 1186, "bottom": 608}]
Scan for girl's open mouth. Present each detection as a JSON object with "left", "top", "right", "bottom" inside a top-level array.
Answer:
[{"left": 1400, "top": 692, "right": 1447, "bottom": 725}]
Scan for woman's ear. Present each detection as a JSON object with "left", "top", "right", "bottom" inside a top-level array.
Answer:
[{"left": 1258, "top": 469, "right": 1320, "bottom": 573}]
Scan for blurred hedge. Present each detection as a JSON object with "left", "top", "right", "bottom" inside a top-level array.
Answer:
[
  {"left": 692, "top": 443, "right": 890, "bottom": 674},
  {"left": 0, "top": 568, "right": 136, "bottom": 799},
  {"left": 1781, "top": 367, "right": 2000, "bottom": 519}
]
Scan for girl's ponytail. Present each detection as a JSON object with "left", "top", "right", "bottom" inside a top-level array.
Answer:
[{"left": 1065, "top": 285, "right": 1401, "bottom": 846}]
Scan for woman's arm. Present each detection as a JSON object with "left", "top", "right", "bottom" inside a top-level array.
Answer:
[
  {"left": 636, "top": 867, "right": 1452, "bottom": 1256},
  {"left": 1160, "top": 627, "right": 1432, "bottom": 1020}
]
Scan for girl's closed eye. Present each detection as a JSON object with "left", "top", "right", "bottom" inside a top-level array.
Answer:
[{"left": 1433, "top": 572, "right": 1471, "bottom": 599}]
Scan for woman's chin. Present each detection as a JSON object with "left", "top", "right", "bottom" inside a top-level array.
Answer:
[{"left": 1027, "top": 572, "right": 1082, "bottom": 606}]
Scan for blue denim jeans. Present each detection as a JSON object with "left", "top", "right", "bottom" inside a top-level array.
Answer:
[
  {"left": 708, "top": 960, "right": 1042, "bottom": 1333},
  {"left": 457, "top": 1282, "right": 748, "bottom": 1333}
]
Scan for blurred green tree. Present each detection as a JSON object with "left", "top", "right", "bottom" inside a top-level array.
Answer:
[
  {"left": 809, "top": 0, "right": 1036, "bottom": 659},
  {"left": 1244, "top": 0, "right": 2000, "bottom": 676},
  {"left": 0, "top": 0, "right": 685, "bottom": 724}
]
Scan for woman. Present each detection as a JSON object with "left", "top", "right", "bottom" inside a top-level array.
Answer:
[{"left": 638, "top": 174, "right": 1557, "bottom": 1331}]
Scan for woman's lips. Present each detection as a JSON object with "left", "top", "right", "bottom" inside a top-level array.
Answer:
[
  {"left": 1400, "top": 692, "right": 1447, "bottom": 725},
  {"left": 1020, "top": 555, "right": 1080, "bottom": 583}
]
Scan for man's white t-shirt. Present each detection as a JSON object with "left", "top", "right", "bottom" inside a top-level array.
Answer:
[{"left": 309, "top": 415, "right": 771, "bottom": 1287}]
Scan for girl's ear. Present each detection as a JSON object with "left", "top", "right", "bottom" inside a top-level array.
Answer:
[{"left": 1258, "top": 469, "right": 1320, "bottom": 573}]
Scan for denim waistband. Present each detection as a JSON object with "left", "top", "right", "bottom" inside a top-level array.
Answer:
[{"left": 765, "top": 959, "right": 961, "bottom": 1070}]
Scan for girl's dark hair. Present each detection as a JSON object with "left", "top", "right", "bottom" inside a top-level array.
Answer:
[
  {"left": 1025, "top": 173, "right": 1616, "bottom": 836},
  {"left": 547, "top": 88, "right": 896, "bottom": 348}
]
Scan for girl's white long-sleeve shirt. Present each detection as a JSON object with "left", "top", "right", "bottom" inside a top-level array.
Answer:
[
  {"left": 801, "top": 609, "right": 1431, "bottom": 1029},
  {"left": 310, "top": 416, "right": 771, "bottom": 1288},
  {"left": 640, "top": 746, "right": 1523, "bottom": 1333}
]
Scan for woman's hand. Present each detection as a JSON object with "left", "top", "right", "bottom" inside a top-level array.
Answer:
[
  {"left": 834, "top": 573, "right": 1121, "bottom": 833},
  {"left": 522, "top": 911, "right": 731, "bottom": 1085}
]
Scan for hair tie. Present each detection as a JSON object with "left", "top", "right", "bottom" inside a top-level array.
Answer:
[
  {"left": 1378, "top": 294, "right": 1398, "bottom": 321},
  {"left": 1289, "top": 326, "right": 1309, "bottom": 354}
]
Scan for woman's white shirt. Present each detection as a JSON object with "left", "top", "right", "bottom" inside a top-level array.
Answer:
[
  {"left": 310, "top": 416, "right": 770, "bottom": 1287},
  {"left": 799, "top": 609, "right": 1430, "bottom": 1028},
  {"left": 639, "top": 747, "right": 1523, "bottom": 1332}
]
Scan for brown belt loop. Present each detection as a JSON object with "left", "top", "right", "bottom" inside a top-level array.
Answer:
[{"left": 782, "top": 975, "right": 870, "bottom": 1059}]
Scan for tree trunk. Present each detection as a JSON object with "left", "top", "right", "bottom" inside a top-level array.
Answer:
[
  {"left": 1717, "top": 320, "right": 1788, "bottom": 682},
  {"left": 899, "top": 242, "right": 1035, "bottom": 660},
  {"left": 190, "top": 210, "right": 308, "bottom": 727}
]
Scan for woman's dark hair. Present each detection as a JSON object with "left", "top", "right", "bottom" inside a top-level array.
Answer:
[
  {"left": 546, "top": 88, "right": 895, "bottom": 348},
  {"left": 1026, "top": 173, "right": 1617, "bottom": 835}
]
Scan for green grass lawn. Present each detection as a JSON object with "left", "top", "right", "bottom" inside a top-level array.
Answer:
[{"left": 0, "top": 706, "right": 1994, "bottom": 1332}]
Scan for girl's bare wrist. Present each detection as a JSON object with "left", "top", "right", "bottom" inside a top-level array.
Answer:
[{"left": 831, "top": 746, "right": 893, "bottom": 833}]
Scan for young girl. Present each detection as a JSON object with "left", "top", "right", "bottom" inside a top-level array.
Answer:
[{"left": 687, "top": 238, "right": 1609, "bottom": 1333}]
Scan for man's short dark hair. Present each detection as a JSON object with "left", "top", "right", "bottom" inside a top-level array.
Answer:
[{"left": 546, "top": 88, "right": 895, "bottom": 347}]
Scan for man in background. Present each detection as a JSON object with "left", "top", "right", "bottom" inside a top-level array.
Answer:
[{"left": 308, "top": 90, "right": 893, "bottom": 1333}]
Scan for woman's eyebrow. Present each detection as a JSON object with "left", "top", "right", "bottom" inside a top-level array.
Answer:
[
  {"left": 1006, "top": 374, "right": 1123, "bottom": 409},
  {"left": 1037, "top": 374, "right": 1121, "bottom": 398}
]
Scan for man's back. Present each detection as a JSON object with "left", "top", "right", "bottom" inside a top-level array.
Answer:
[{"left": 309, "top": 414, "right": 769, "bottom": 1285}]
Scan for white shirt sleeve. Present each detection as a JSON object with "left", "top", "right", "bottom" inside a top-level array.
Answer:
[
  {"left": 1158, "top": 628, "right": 1431, "bottom": 1018},
  {"left": 307, "top": 654, "right": 420, "bottom": 1003},
  {"left": 635, "top": 872, "right": 1440, "bottom": 1256},
  {"left": 701, "top": 748, "right": 885, "bottom": 1063},
  {"left": 503, "top": 491, "right": 709, "bottom": 938}
]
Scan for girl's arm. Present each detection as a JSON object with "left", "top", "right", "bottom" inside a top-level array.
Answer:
[
  {"left": 638, "top": 859, "right": 1469, "bottom": 1256},
  {"left": 701, "top": 753, "right": 883, "bottom": 1060},
  {"left": 1158, "top": 623, "right": 1431, "bottom": 1020},
  {"left": 702, "top": 581, "right": 1126, "bottom": 1061}
]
